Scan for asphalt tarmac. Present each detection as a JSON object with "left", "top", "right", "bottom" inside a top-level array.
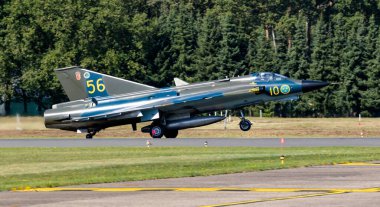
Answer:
[
  {"left": 2, "top": 138, "right": 380, "bottom": 206},
  {"left": 1, "top": 138, "right": 380, "bottom": 148},
  {"left": 2, "top": 163, "right": 380, "bottom": 207}
]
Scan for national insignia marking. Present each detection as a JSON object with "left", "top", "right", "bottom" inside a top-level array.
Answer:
[
  {"left": 75, "top": 71, "right": 81, "bottom": 81},
  {"left": 280, "top": 85, "right": 291, "bottom": 94}
]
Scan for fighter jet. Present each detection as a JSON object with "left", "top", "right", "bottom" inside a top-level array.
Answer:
[{"left": 44, "top": 66, "right": 328, "bottom": 139}]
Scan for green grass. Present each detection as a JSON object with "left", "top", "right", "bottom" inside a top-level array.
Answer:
[{"left": 1, "top": 147, "right": 380, "bottom": 191}]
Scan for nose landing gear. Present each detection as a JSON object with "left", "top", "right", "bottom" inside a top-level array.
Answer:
[
  {"left": 239, "top": 110, "right": 252, "bottom": 132},
  {"left": 85, "top": 130, "right": 98, "bottom": 139},
  {"left": 239, "top": 119, "right": 252, "bottom": 131}
]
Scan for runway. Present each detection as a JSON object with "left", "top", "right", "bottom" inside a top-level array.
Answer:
[
  {"left": 2, "top": 138, "right": 380, "bottom": 206},
  {"left": 1, "top": 138, "right": 380, "bottom": 148},
  {"left": 2, "top": 163, "right": 380, "bottom": 207}
]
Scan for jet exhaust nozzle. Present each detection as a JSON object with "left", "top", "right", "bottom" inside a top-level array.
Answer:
[
  {"left": 301, "top": 80, "right": 329, "bottom": 93},
  {"left": 44, "top": 110, "right": 70, "bottom": 127},
  {"left": 166, "top": 116, "right": 225, "bottom": 130}
]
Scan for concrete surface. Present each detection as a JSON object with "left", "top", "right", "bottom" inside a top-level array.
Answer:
[{"left": 1, "top": 163, "right": 379, "bottom": 207}]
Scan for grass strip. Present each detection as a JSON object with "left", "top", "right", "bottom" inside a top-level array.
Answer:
[{"left": 1, "top": 147, "right": 380, "bottom": 191}]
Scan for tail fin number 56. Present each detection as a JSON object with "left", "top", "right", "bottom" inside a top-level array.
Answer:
[{"left": 86, "top": 79, "right": 106, "bottom": 94}]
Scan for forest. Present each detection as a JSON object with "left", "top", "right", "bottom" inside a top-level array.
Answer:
[{"left": 0, "top": 0, "right": 379, "bottom": 117}]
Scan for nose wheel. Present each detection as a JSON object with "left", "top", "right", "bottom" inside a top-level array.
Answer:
[
  {"left": 239, "top": 110, "right": 252, "bottom": 131},
  {"left": 239, "top": 119, "right": 252, "bottom": 131},
  {"left": 85, "top": 130, "right": 97, "bottom": 139}
]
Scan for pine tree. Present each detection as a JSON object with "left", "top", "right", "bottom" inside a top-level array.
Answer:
[
  {"left": 283, "top": 14, "right": 310, "bottom": 116},
  {"left": 217, "top": 11, "right": 244, "bottom": 78},
  {"left": 154, "top": 2, "right": 197, "bottom": 86},
  {"left": 309, "top": 15, "right": 335, "bottom": 116},
  {"left": 250, "top": 28, "right": 277, "bottom": 73},
  {"left": 192, "top": 9, "right": 222, "bottom": 81},
  {"left": 286, "top": 15, "right": 309, "bottom": 80},
  {"left": 325, "top": 13, "right": 347, "bottom": 116},
  {"left": 170, "top": 3, "right": 197, "bottom": 81},
  {"left": 340, "top": 14, "right": 367, "bottom": 116},
  {"left": 361, "top": 16, "right": 380, "bottom": 116}
]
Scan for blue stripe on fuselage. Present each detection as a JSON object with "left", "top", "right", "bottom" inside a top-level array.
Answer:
[
  {"left": 172, "top": 92, "right": 224, "bottom": 104},
  {"left": 80, "top": 89, "right": 178, "bottom": 117},
  {"left": 80, "top": 90, "right": 223, "bottom": 118},
  {"left": 97, "top": 90, "right": 177, "bottom": 108}
]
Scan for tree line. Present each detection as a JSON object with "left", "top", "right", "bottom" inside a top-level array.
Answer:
[{"left": 0, "top": 0, "right": 379, "bottom": 117}]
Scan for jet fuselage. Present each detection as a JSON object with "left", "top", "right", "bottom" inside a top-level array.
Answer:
[{"left": 44, "top": 67, "right": 328, "bottom": 138}]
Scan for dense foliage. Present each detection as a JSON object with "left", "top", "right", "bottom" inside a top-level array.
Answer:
[{"left": 0, "top": 0, "right": 379, "bottom": 117}]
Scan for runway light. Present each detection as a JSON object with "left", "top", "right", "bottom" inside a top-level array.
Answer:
[
  {"left": 280, "top": 155, "right": 285, "bottom": 165},
  {"left": 204, "top": 141, "right": 208, "bottom": 147},
  {"left": 146, "top": 140, "right": 152, "bottom": 148}
]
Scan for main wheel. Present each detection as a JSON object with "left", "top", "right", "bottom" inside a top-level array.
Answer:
[
  {"left": 150, "top": 125, "right": 164, "bottom": 138},
  {"left": 164, "top": 130, "right": 178, "bottom": 138},
  {"left": 239, "top": 119, "right": 252, "bottom": 131}
]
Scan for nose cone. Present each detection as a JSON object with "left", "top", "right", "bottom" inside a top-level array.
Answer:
[{"left": 302, "top": 80, "right": 329, "bottom": 93}]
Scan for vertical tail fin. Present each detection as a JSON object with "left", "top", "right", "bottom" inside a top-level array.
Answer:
[{"left": 55, "top": 66, "right": 156, "bottom": 101}]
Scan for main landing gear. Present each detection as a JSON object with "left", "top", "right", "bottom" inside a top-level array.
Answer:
[
  {"left": 164, "top": 129, "right": 178, "bottom": 139},
  {"left": 150, "top": 125, "right": 164, "bottom": 138},
  {"left": 145, "top": 124, "right": 179, "bottom": 139},
  {"left": 239, "top": 110, "right": 252, "bottom": 131}
]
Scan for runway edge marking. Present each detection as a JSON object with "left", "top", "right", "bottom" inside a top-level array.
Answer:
[
  {"left": 200, "top": 191, "right": 347, "bottom": 207},
  {"left": 338, "top": 162, "right": 380, "bottom": 166},
  {"left": 13, "top": 187, "right": 380, "bottom": 193}
]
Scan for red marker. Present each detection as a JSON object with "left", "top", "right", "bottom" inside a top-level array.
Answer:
[{"left": 75, "top": 71, "right": 81, "bottom": 81}]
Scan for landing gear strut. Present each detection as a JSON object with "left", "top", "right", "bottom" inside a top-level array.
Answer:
[{"left": 239, "top": 110, "right": 252, "bottom": 131}]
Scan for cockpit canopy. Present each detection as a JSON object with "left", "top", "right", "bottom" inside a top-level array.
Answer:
[{"left": 251, "top": 72, "right": 288, "bottom": 81}]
